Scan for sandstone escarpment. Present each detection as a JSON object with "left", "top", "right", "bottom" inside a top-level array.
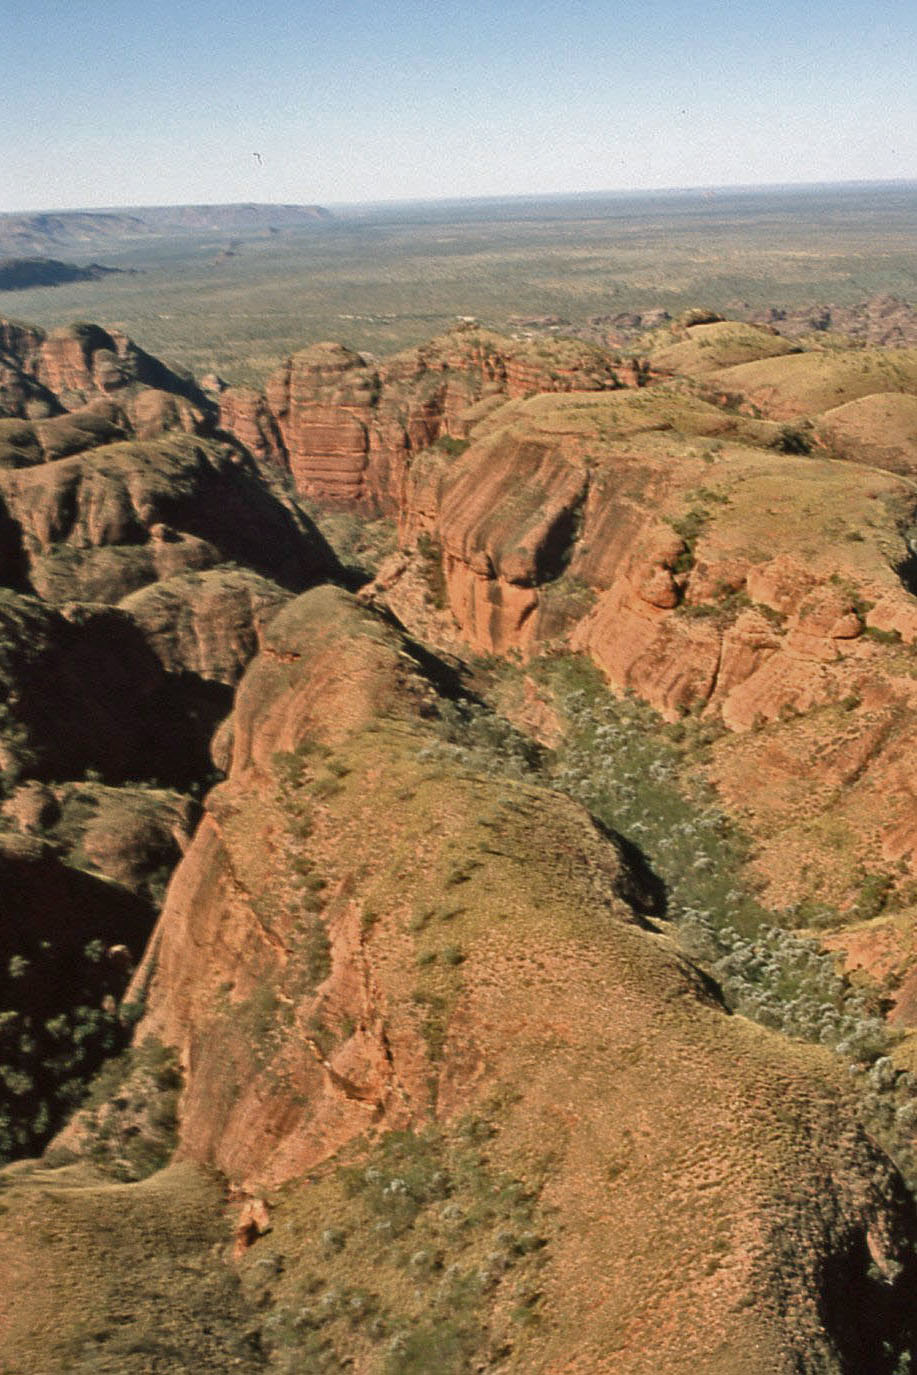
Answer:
[
  {"left": 4, "top": 311, "right": 917, "bottom": 1368},
  {"left": 37, "top": 323, "right": 213, "bottom": 426},
  {"left": 0, "top": 322, "right": 347, "bottom": 1167},
  {"left": 252, "top": 327, "right": 631, "bottom": 512},
  {"left": 217, "top": 384, "right": 287, "bottom": 471},
  {"left": 119, "top": 582, "right": 917, "bottom": 1372},
  {"left": 211, "top": 319, "right": 917, "bottom": 934},
  {"left": 121, "top": 567, "right": 292, "bottom": 686},
  {"left": 0, "top": 320, "right": 58, "bottom": 420},
  {"left": 434, "top": 431, "right": 589, "bottom": 655},
  {"left": 0, "top": 589, "right": 234, "bottom": 788},
  {"left": 362, "top": 356, "right": 917, "bottom": 929},
  {"left": 266, "top": 342, "right": 378, "bottom": 504},
  {"left": 390, "top": 386, "right": 917, "bottom": 711}
]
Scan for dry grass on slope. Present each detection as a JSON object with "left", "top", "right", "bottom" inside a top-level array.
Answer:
[
  {"left": 814, "top": 391, "right": 917, "bottom": 475},
  {"left": 0, "top": 1160, "right": 263, "bottom": 1373},
  {"left": 649, "top": 320, "right": 800, "bottom": 376},
  {"left": 466, "top": 383, "right": 781, "bottom": 449},
  {"left": 707, "top": 347, "right": 917, "bottom": 421}
]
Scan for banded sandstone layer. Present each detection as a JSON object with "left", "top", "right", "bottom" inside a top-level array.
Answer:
[
  {"left": 0, "top": 316, "right": 335, "bottom": 1168},
  {"left": 225, "top": 329, "right": 640, "bottom": 508}
]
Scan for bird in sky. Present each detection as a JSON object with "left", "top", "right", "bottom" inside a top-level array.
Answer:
[{"left": 253, "top": 152, "right": 263, "bottom": 166}]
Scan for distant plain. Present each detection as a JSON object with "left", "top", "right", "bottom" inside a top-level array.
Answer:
[{"left": 5, "top": 182, "right": 917, "bottom": 387}]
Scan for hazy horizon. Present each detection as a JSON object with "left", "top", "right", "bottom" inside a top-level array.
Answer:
[{"left": 3, "top": 176, "right": 916, "bottom": 221}]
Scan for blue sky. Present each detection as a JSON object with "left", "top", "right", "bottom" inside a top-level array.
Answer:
[{"left": 3, "top": 0, "right": 915, "bottom": 211}]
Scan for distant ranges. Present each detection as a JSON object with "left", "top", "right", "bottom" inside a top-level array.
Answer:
[{"left": 0, "top": 202, "right": 332, "bottom": 256}]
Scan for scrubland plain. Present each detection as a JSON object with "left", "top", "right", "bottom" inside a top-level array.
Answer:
[{"left": 4, "top": 183, "right": 917, "bottom": 385}]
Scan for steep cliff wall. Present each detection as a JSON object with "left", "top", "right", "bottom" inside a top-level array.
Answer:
[
  {"left": 251, "top": 327, "right": 634, "bottom": 512},
  {"left": 0, "top": 322, "right": 338, "bottom": 1163},
  {"left": 0, "top": 316, "right": 215, "bottom": 437},
  {"left": 5, "top": 315, "right": 917, "bottom": 1370}
]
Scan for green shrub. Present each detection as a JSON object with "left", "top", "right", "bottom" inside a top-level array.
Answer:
[
  {"left": 666, "top": 506, "right": 710, "bottom": 573},
  {"left": 864, "top": 625, "right": 903, "bottom": 645},
  {"left": 774, "top": 425, "right": 812, "bottom": 455},
  {"left": 434, "top": 435, "right": 470, "bottom": 459},
  {"left": 416, "top": 533, "right": 448, "bottom": 610},
  {"left": 80, "top": 1037, "right": 181, "bottom": 1180}
]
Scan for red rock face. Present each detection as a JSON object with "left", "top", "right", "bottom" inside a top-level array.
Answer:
[
  {"left": 128, "top": 388, "right": 203, "bottom": 440},
  {"left": 218, "top": 386, "right": 287, "bottom": 471},
  {"left": 356, "top": 375, "right": 917, "bottom": 916},
  {"left": 121, "top": 567, "right": 292, "bottom": 686},
  {"left": 0, "top": 316, "right": 216, "bottom": 441},
  {"left": 37, "top": 328, "right": 99, "bottom": 399},
  {"left": 120, "top": 583, "right": 917, "bottom": 1374},
  {"left": 248, "top": 328, "right": 635, "bottom": 512},
  {"left": 266, "top": 343, "right": 376, "bottom": 504},
  {"left": 0, "top": 321, "right": 54, "bottom": 418},
  {"left": 436, "top": 434, "right": 588, "bottom": 655},
  {"left": 0, "top": 433, "right": 326, "bottom": 604},
  {"left": 0, "top": 320, "right": 44, "bottom": 376}
]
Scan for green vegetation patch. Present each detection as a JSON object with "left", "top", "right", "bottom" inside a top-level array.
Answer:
[
  {"left": 421, "top": 648, "right": 917, "bottom": 1188},
  {"left": 70, "top": 1036, "right": 181, "bottom": 1181},
  {"left": 412, "top": 530, "right": 447, "bottom": 610},
  {"left": 0, "top": 934, "right": 139, "bottom": 1165},
  {"left": 240, "top": 1118, "right": 547, "bottom": 1372},
  {"left": 6, "top": 186, "right": 917, "bottom": 389}
]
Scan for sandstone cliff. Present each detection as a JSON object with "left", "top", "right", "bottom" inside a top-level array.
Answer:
[
  {"left": 0, "top": 316, "right": 215, "bottom": 436},
  {"left": 0, "top": 432, "right": 326, "bottom": 603},
  {"left": 248, "top": 327, "right": 633, "bottom": 511},
  {"left": 207, "top": 318, "right": 917, "bottom": 1026},
  {"left": 353, "top": 343, "right": 917, "bottom": 940}
]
